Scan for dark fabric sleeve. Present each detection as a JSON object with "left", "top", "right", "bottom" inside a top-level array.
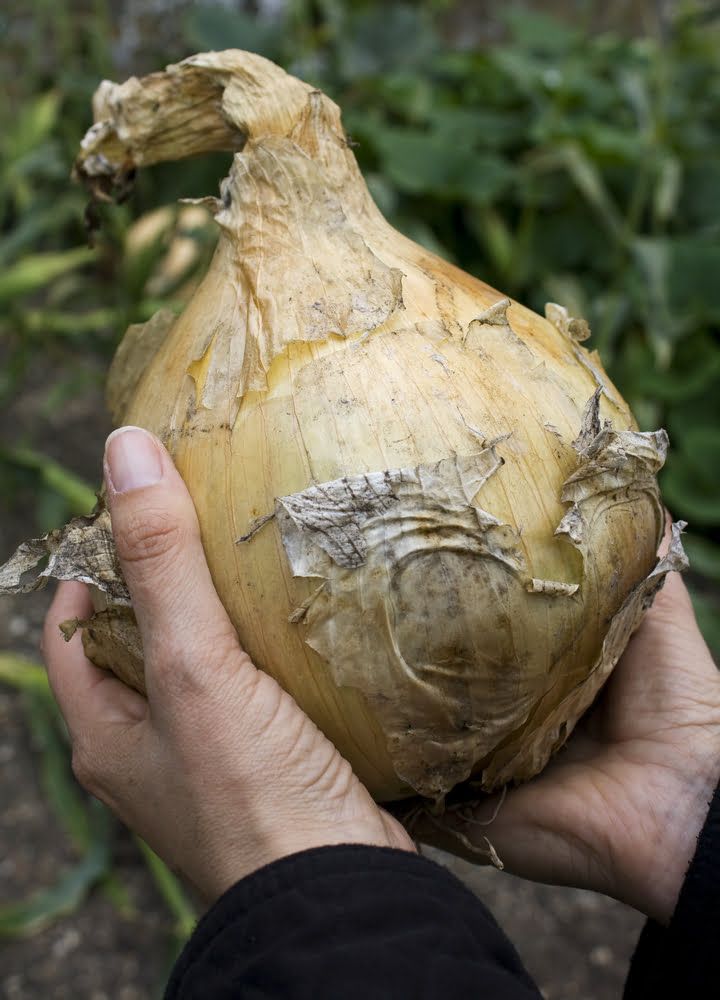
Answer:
[
  {"left": 165, "top": 844, "right": 542, "bottom": 999},
  {"left": 624, "top": 778, "right": 720, "bottom": 998}
]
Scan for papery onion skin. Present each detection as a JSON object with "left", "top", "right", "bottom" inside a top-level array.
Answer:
[{"left": 0, "top": 52, "right": 688, "bottom": 803}]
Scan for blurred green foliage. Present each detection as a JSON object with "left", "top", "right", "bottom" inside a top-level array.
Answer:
[
  {"left": 1, "top": 0, "right": 719, "bottom": 958},
  {"left": 0, "top": 652, "right": 195, "bottom": 972}
]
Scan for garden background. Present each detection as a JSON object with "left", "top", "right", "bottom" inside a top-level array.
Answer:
[{"left": 1, "top": 2, "right": 718, "bottom": 997}]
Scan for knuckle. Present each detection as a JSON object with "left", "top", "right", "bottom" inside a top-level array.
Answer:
[
  {"left": 116, "top": 507, "right": 186, "bottom": 568},
  {"left": 155, "top": 626, "right": 245, "bottom": 698}
]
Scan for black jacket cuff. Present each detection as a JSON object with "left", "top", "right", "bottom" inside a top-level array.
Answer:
[{"left": 165, "top": 844, "right": 541, "bottom": 999}]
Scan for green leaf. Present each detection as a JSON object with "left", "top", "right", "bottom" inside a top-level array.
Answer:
[
  {"left": 23, "top": 692, "right": 98, "bottom": 850},
  {"left": 683, "top": 534, "right": 720, "bottom": 582},
  {"left": 364, "top": 173, "right": 399, "bottom": 218},
  {"left": 490, "top": 47, "right": 546, "bottom": 98},
  {"left": 370, "top": 72, "right": 435, "bottom": 123},
  {"left": 0, "top": 669, "right": 123, "bottom": 935},
  {"left": 631, "top": 238, "right": 676, "bottom": 363},
  {"left": 524, "top": 143, "right": 626, "bottom": 242},
  {"left": 335, "top": 5, "right": 439, "bottom": 80},
  {"left": 0, "top": 681, "right": 113, "bottom": 939},
  {"left": 0, "top": 194, "right": 84, "bottom": 267},
  {"left": 35, "top": 489, "right": 75, "bottom": 534},
  {"left": 466, "top": 206, "right": 514, "bottom": 280},
  {"left": 630, "top": 234, "right": 720, "bottom": 358},
  {"left": 586, "top": 290, "right": 631, "bottom": 360},
  {"left": 395, "top": 216, "right": 454, "bottom": 261},
  {"left": 528, "top": 211, "right": 609, "bottom": 271},
  {"left": 502, "top": 9, "right": 582, "bottom": 54},
  {"left": 681, "top": 426, "right": 720, "bottom": 469},
  {"left": 372, "top": 126, "right": 512, "bottom": 203},
  {"left": 668, "top": 236, "right": 720, "bottom": 323},
  {"left": 136, "top": 839, "right": 196, "bottom": 940},
  {"left": 0, "top": 653, "right": 50, "bottom": 696},
  {"left": 680, "top": 159, "right": 720, "bottom": 227},
  {"left": 687, "top": 587, "right": 720, "bottom": 657},
  {"left": 661, "top": 454, "right": 720, "bottom": 525},
  {"left": 22, "top": 307, "right": 118, "bottom": 339},
  {"left": 0, "top": 836, "right": 109, "bottom": 938},
  {"left": 2, "top": 91, "right": 61, "bottom": 163},
  {"left": 624, "top": 332, "right": 720, "bottom": 402},
  {"left": 576, "top": 121, "right": 645, "bottom": 163},
  {"left": 183, "top": 7, "right": 283, "bottom": 59},
  {"left": 0, "top": 248, "right": 95, "bottom": 306},
  {"left": 1, "top": 447, "right": 97, "bottom": 516},
  {"left": 630, "top": 397, "right": 662, "bottom": 432},
  {"left": 3, "top": 142, "right": 68, "bottom": 192},
  {"left": 653, "top": 155, "right": 682, "bottom": 224},
  {"left": 100, "top": 874, "right": 137, "bottom": 920},
  {"left": 426, "top": 107, "right": 529, "bottom": 150},
  {"left": 618, "top": 69, "right": 652, "bottom": 134},
  {"left": 0, "top": 704, "right": 111, "bottom": 942},
  {"left": 557, "top": 145, "right": 627, "bottom": 241},
  {"left": 543, "top": 274, "right": 589, "bottom": 320}
]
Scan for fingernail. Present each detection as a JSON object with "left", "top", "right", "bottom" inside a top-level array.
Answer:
[{"left": 105, "top": 426, "right": 163, "bottom": 493}]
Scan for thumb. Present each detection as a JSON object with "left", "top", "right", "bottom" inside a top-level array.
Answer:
[{"left": 103, "top": 426, "right": 246, "bottom": 698}]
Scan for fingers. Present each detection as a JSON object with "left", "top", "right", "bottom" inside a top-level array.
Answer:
[
  {"left": 43, "top": 580, "right": 147, "bottom": 738},
  {"left": 103, "top": 427, "right": 250, "bottom": 697}
]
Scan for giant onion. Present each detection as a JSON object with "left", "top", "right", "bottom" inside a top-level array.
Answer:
[{"left": 0, "top": 52, "right": 687, "bottom": 803}]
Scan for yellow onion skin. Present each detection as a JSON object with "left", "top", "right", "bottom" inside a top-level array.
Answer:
[{"left": 0, "top": 52, "right": 685, "bottom": 803}]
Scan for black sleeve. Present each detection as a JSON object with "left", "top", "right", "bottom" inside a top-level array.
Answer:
[
  {"left": 624, "top": 778, "right": 720, "bottom": 998},
  {"left": 165, "top": 844, "right": 542, "bottom": 999}
]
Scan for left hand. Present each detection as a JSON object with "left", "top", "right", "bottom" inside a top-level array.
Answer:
[
  {"left": 412, "top": 541, "right": 720, "bottom": 926},
  {"left": 42, "top": 426, "right": 414, "bottom": 903}
]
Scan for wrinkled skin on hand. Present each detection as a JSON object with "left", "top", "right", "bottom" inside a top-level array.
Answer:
[
  {"left": 42, "top": 428, "right": 413, "bottom": 903},
  {"left": 414, "top": 531, "right": 720, "bottom": 926}
]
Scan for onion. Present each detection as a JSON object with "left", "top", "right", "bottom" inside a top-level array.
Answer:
[{"left": 0, "top": 51, "right": 688, "bottom": 804}]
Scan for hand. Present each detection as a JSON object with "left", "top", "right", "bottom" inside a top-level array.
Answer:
[
  {"left": 43, "top": 427, "right": 414, "bottom": 903},
  {"left": 415, "top": 528, "right": 720, "bottom": 925}
]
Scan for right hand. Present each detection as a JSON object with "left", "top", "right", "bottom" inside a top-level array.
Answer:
[
  {"left": 417, "top": 550, "right": 720, "bottom": 926},
  {"left": 42, "top": 427, "right": 414, "bottom": 904}
]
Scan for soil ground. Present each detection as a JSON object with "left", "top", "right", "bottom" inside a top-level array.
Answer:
[{"left": 0, "top": 373, "right": 644, "bottom": 999}]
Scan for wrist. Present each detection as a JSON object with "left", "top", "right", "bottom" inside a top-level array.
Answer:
[
  {"left": 611, "top": 748, "right": 719, "bottom": 925},
  {"left": 268, "top": 809, "right": 417, "bottom": 865},
  {"left": 196, "top": 802, "right": 416, "bottom": 903}
]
